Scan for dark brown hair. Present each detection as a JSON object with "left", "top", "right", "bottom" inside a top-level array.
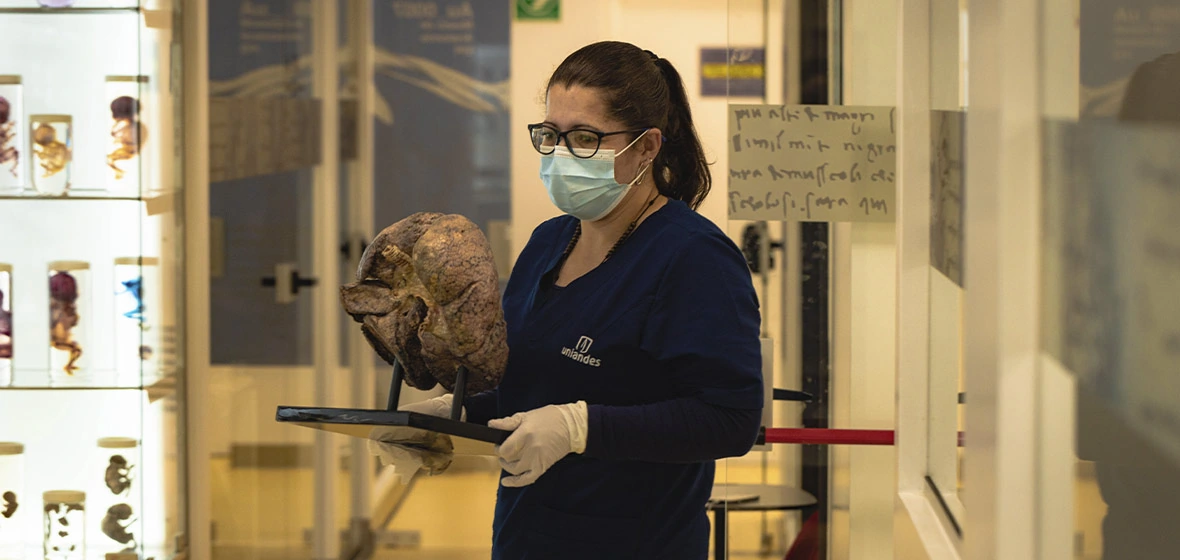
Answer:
[{"left": 548, "top": 41, "right": 711, "bottom": 210}]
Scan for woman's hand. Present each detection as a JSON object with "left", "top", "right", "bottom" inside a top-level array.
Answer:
[{"left": 489, "top": 401, "right": 588, "bottom": 487}]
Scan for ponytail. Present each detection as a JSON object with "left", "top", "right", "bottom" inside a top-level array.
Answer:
[
  {"left": 548, "top": 42, "right": 712, "bottom": 210},
  {"left": 651, "top": 58, "right": 711, "bottom": 210}
]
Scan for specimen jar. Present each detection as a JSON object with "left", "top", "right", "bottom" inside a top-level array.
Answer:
[
  {"left": 42, "top": 490, "right": 84, "bottom": 560},
  {"left": 0, "top": 77, "right": 23, "bottom": 193},
  {"left": 95, "top": 438, "right": 139, "bottom": 556},
  {"left": 48, "top": 261, "right": 89, "bottom": 384},
  {"left": 113, "top": 257, "right": 159, "bottom": 385},
  {"left": 29, "top": 115, "right": 71, "bottom": 196},
  {"left": 0, "top": 442, "right": 23, "bottom": 560}
]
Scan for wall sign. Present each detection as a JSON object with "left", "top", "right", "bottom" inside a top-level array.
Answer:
[
  {"left": 208, "top": 97, "right": 321, "bottom": 182},
  {"left": 515, "top": 0, "right": 560, "bottom": 21},
  {"left": 701, "top": 47, "right": 765, "bottom": 97}
]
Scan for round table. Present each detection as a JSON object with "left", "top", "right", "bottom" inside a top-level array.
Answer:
[{"left": 706, "top": 483, "right": 818, "bottom": 560}]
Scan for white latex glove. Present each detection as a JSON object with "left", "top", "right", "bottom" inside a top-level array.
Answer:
[
  {"left": 488, "top": 401, "right": 588, "bottom": 487},
  {"left": 400, "top": 393, "right": 465, "bottom": 421}
]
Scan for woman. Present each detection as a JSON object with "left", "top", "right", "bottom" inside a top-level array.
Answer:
[{"left": 409, "top": 41, "right": 763, "bottom": 559}]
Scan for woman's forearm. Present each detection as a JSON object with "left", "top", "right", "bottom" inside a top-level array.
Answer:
[{"left": 583, "top": 398, "right": 762, "bottom": 462}]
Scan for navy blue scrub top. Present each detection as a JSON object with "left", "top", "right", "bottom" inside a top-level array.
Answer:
[{"left": 469, "top": 199, "right": 764, "bottom": 560}]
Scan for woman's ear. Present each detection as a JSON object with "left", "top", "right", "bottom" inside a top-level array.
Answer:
[{"left": 641, "top": 127, "right": 663, "bottom": 160}]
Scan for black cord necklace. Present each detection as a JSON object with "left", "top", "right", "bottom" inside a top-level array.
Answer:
[{"left": 559, "top": 191, "right": 661, "bottom": 268}]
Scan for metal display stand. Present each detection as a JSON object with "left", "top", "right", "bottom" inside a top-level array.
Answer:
[{"left": 276, "top": 360, "right": 510, "bottom": 455}]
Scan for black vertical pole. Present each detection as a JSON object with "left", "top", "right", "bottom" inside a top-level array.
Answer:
[
  {"left": 799, "top": 1, "right": 833, "bottom": 558},
  {"left": 451, "top": 366, "right": 468, "bottom": 421},
  {"left": 714, "top": 509, "right": 728, "bottom": 560},
  {"left": 387, "top": 359, "right": 404, "bottom": 412}
]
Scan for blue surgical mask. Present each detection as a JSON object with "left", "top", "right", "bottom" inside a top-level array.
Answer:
[{"left": 540, "top": 132, "right": 650, "bottom": 221}]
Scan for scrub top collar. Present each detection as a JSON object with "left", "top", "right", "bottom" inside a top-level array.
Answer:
[{"left": 540, "top": 201, "right": 677, "bottom": 290}]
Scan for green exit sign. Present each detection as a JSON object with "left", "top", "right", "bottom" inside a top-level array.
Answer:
[{"left": 516, "top": 0, "right": 560, "bottom": 21}]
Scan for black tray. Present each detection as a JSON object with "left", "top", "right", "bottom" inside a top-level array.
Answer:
[{"left": 275, "top": 406, "right": 511, "bottom": 456}]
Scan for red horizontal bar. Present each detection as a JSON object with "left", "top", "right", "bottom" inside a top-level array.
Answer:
[
  {"left": 765, "top": 428, "right": 895, "bottom": 446},
  {"left": 765, "top": 428, "right": 967, "bottom": 447}
]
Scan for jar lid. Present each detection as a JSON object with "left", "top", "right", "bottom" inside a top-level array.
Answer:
[
  {"left": 30, "top": 115, "right": 72, "bottom": 124},
  {"left": 49, "top": 260, "right": 89, "bottom": 271},
  {"left": 105, "top": 75, "right": 149, "bottom": 83},
  {"left": 43, "top": 490, "right": 85, "bottom": 503},
  {"left": 97, "top": 437, "right": 138, "bottom": 449},
  {"left": 0, "top": 263, "right": 11, "bottom": 273},
  {"left": 0, "top": 442, "right": 23, "bottom": 455},
  {"left": 114, "top": 257, "right": 160, "bottom": 266}
]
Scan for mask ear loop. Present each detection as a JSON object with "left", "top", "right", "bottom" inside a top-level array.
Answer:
[
  {"left": 625, "top": 158, "right": 652, "bottom": 187},
  {"left": 616, "top": 129, "right": 651, "bottom": 157}
]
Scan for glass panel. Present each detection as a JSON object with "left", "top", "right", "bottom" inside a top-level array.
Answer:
[
  {"left": 723, "top": 0, "right": 840, "bottom": 558},
  {"left": 370, "top": 0, "right": 510, "bottom": 264},
  {"left": 926, "top": 0, "right": 968, "bottom": 532},
  {"left": 720, "top": 0, "right": 814, "bottom": 557},
  {"left": 204, "top": 1, "right": 320, "bottom": 557},
  {"left": 1043, "top": 119, "right": 1180, "bottom": 560},
  {"left": 362, "top": 1, "right": 509, "bottom": 558},
  {"left": 1042, "top": 1, "right": 1180, "bottom": 557}
]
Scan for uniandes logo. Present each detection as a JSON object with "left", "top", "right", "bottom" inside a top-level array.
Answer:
[{"left": 561, "top": 336, "right": 601, "bottom": 367}]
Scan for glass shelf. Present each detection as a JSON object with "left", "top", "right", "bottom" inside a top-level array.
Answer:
[
  {"left": 0, "top": 190, "right": 173, "bottom": 201},
  {"left": 1, "top": 369, "right": 178, "bottom": 394},
  {"left": 0, "top": 6, "right": 173, "bottom": 30},
  {"left": 0, "top": 7, "right": 137, "bottom": 13}
]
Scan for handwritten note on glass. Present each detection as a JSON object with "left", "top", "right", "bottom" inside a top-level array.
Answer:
[{"left": 727, "top": 104, "right": 897, "bottom": 222}]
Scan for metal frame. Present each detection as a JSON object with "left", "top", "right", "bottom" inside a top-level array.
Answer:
[
  {"left": 797, "top": 3, "right": 835, "bottom": 556},
  {"left": 896, "top": 0, "right": 1074, "bottom": 557},
  {"left": 957, "top": 0, "right": 1074, "bottom": 558},
  {"left": 895, "top": 0, "right": 963, "bottom": 556},
  {"left": 345, "top": 0, "right": 378, "bottom": 555},
  {"left": 182, "top": 0, "right": 211, "bottom": 557},
  {"left": 311, "top": 2, "right": 343, "bottom": 558}
]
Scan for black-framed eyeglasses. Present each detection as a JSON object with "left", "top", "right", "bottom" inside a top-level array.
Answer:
[{"left": 527, "top": 123, "right": 650, "bottom": 159}]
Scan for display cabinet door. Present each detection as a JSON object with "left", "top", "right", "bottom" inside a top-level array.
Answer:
[{"left": 203, "top": 0, "right": 340, "bottom": 556}]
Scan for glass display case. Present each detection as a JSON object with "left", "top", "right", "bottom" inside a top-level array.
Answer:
[{"left": 0, "top": 1, "right": 187, "bottom": 559}]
